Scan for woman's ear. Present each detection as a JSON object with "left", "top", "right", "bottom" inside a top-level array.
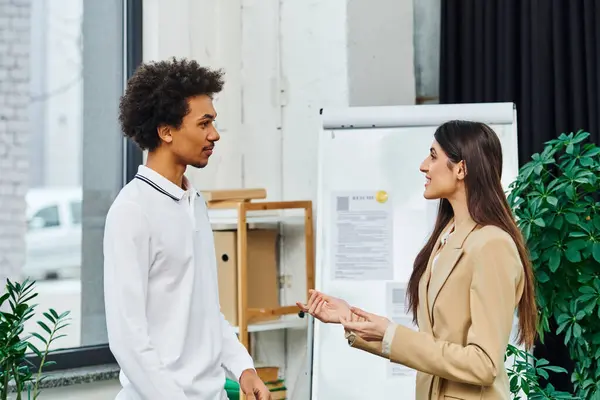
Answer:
[{"left": 456, "top": 160, "right": 467, "bottom": 181}]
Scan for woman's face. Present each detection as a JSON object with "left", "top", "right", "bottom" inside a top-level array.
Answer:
[{"left": 419, "top": 140, "right": 464, "bottom": 200}]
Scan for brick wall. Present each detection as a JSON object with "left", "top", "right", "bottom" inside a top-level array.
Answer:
[{"left": 0, "top": 0, "right": 31, "bottom": 281}]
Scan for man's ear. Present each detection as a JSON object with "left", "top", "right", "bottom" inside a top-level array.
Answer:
[
  {"left": 157, "top": 125, "right": 173, "bottom": 144},
  {"left": 457, "top": 160, "right": 467, "bottom": 181}
]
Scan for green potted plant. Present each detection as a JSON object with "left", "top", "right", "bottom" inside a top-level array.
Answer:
[
  {"left": 506, "top": 344, "right": 577, "bottom": 399},
  {"left": 0, "top": 278, "right": 70, "bottom": 399},
  {"left": 507, "top": 130, "right": 600, "bottom": 399}
]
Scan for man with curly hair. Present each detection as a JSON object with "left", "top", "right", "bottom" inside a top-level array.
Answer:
[{"left": 103, "top": 58, "right": 271, "bottom": 400}]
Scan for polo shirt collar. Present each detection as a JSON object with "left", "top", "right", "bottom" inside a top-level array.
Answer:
[{"left": 135, "top": 165, "right": 198, "bottom": 201}]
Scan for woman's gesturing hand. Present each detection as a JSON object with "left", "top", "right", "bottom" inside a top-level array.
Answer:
[
  {"left": 296, "top": 289, "right": 351, "bottom": 324},
  {"left": 340, "top": 307, "right": 391, "bottom": 342}
]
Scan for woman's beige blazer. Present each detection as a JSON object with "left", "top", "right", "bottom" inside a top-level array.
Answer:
[{"left": 346, "top": 218, "right": 525, "bottom": 400}]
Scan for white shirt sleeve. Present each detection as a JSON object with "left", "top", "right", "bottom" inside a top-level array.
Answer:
[
  {"left": 381, "top": 322, "right": 398, "bottom": 356},
  {"left": 219, "top": 313, "right": 255, "bottom": 381},
  {"left": 103, "top": 201, "right": 187, "bottom": 400}
]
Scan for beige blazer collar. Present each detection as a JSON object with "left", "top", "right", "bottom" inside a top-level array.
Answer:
[{"left": 421, "top": 217, "right": 478, "bottom": 330}]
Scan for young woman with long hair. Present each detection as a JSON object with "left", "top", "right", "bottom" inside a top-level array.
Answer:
[{"left": 297, "top": 120, "right": 537, "bottom": 399}]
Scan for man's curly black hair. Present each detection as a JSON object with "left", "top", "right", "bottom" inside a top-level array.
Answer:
[{"left": 119, "top": 57, "right": 225, "bottom": 151}]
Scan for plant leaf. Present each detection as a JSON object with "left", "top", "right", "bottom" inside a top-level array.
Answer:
[
  {"left": 36, "top": 321, "right": 52, "bottom": 335},
  {"left": 548, "top": 248, "right": 562, "bottom": 272},
  {"left": 593, "top": 242, "right": 600, "bottom": 264},
  {"left": 49, "top": 309, "right": 59, "bottom": 320},
  {"left": 533, "top": 218, "right": 546, "bottom": 227},
  {"left": 537, "top": 270, "right": 550, "bottom": 283},
  {"left": 30, "top": 332, "right": 47, "bottom": 345},
  {"left": 43, "top": 312, "right": 55, "bottom": 324},
  {"left": 547, "top": 196, "right": 559, "bottom": 206},
  {"left": 565, "top": 248, "right": 582, "bottom": 263},
  {"left": 565, "top": 213, "right": 579, "bottom": 225}
]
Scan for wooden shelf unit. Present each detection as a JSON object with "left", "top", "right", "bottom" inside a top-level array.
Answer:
[{"left": 205, "top": 192, "right": 315, "bottom": 351}]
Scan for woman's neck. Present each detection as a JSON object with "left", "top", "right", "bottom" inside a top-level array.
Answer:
[{"left": 447, "top": 191, "right": 471, "bottom": 227}]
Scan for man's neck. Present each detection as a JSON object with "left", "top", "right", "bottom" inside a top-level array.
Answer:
[{"left": 145, "top": 152, "right": 187, "bottom": 189}]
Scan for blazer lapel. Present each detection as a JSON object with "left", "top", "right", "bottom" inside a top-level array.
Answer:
[
  {"left": 426, "top": 218, "right": 478, "bottom": 321},
  {"left": 418, "top": 221, "right": 448, "bottom": 333}
]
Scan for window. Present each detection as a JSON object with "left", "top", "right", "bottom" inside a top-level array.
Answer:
[
  {"left": 0, "top": 0, "right": 143, "bottom": 370},
  {"left": 28, "top": 205, "right": 61, "bottom": 229}
]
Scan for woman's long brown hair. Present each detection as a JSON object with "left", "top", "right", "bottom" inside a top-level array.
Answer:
[{"left": 406, "top": 120, "right": 537, "bottom": 349}]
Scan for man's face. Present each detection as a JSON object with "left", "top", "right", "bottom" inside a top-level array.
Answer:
[{"left": 167, "top": 95, "right": 220, "bottom": 169}]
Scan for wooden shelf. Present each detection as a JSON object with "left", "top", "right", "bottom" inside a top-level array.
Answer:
[
  {"left": 204, "top": 194, "right": 315, "bottom": 359},
  {"left": 208, "top": 209, "right": 306, "bottom": 230},
  {"left": 207, "top": 197, "right": 315, "bottom": 400},
  {"left": 232, "top": 316, "right": 307, "bottom": 334}
]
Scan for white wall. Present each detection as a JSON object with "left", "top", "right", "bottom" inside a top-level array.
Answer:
[{"left": 143, "top": 1, "right": 415, "bottom": 397}]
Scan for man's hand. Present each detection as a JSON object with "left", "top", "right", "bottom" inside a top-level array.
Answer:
[
  {"left": 296, "top": 289, "right": 351, "bottom": 324},
  {"left": 340, "top": 307, "right": 391, "bottom": 342},
  {"left": 239, "top": 369, "right": 271, "bottom": 400}
]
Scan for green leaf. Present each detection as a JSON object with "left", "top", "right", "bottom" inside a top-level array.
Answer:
[
  {"left": 573, "top": 130, "right": 591, "bottom": 143},
  {"left": 579, "top": 286, "right": 597, "bottom": 294},
  {"left": 537, "top": 270, "right": 550, "bottom": 283},
  {"left": 509, "top": 375, "right": 519, "bottom": 392},
  {"left": 582, "top": 298, "right": 596, "bottom": 313},
  {"left": 533, "top": 218, "right": 546, "bottom": 227},
  {"left": 569, "top": 231, "right": 588, "bottom": 238},
  {"left": 522, "top": 223, "right": 531, "bottom": 241},
  {"left": 565, "top": 325, "right": 573, "bottom": 344},
  {"left": 577, "top": 293, "right": 598, "bottom": 303},
  {"left": 556, "top": 314, "right": 571, "bottom": 324},
  {"left": 556, "top": 320, "right": 569, "bottom": 335},
  {"left": 43, "top": 312, "right": 55, "bottom": 324},
  {"left": 565, "top": 213, "right": 579, "bottom": 225},
  {"left": 548, "top": 248, "right": 562, "bottom": 272},
  {"left": 36, "top": 321, "right": 52, "bottom": 335},
  {"left": 544, "top": 365, "right": 569, "bottom": 374},
  {"left": 537, "top": 368, "right": 550, "bottom": 380},
  {"left": 535, "top": 358, "right": 550, "bottom": 367},
  {"left": 575, "top": 310, "right": 587, "bottom": 320},
  {"left": 0, "top": 292, "right": 10, "bottom": 307},
  {"left": 21, "top": 293, "right": 38, "bottom": 304},
  {"left": 30, "top": 332, "right": 47, "bottom": 345},
  {"left": 583, "top": 378, "right": 595, "bottom": 389},
  {"left": 593, "top": 243, "right": 600, "bottom": 263},
  {"left": 27, "top": 343, "right": 43, "bottom": 359},
  {"left": 567, "top": 239, "right": 589, "bottom": 252},
  {"left": 547, "top": 196, "right": 559, "bottom": 206},
  {"left": 553, "top": 214, "right": 565, "bottom": 229},
  {"left": 565, "top": 248, "right": 582, "bottom": 263},
  {"left": 48, "top": 308, "right": 58, "bottom": 320},
  {"left": 567, "top": 143, "right": 574, "bottom": 154},
  {"left": 55, "top": 323, "right": 70, "bottom": 331}
]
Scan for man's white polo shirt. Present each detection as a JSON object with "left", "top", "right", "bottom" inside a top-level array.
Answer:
[{"left": 103, "top": 165, "right": 253, "bottom": 400}]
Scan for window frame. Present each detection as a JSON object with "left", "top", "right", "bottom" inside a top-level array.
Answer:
[{"left": 25, "top": 0, "right": 143, "bottom": 373}]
